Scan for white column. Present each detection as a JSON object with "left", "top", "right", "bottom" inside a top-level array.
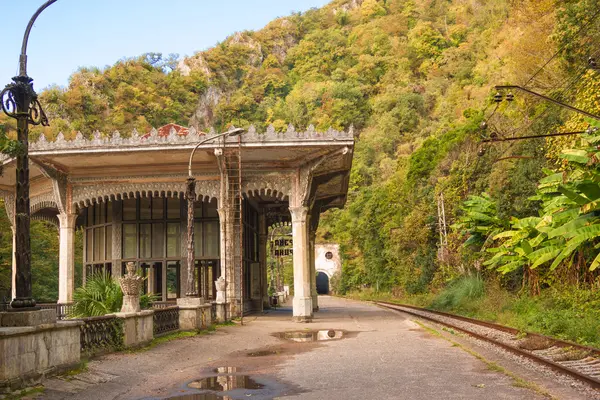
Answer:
[
  {"left": 258, "top": 211, "right": 269, "bottom": 310},
  {"left": 11, "top": 226, "right": 16, "bottom": 300},
  {"left": 289, "top": 206, "right": 312, "bottom": 322},
  {"left": 58, "top": 213, "right": 77, "bottom": 303},
  {"left": 309, "top": 231, "right": 318, "bottom": 311}
]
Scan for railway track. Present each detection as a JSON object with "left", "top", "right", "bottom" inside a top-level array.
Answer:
[{"left": 375, "top": 301, "right": 600, "bottom": 391}]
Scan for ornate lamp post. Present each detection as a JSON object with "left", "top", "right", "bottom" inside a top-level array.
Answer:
[
  {"left": 185, "top": 127, "right": 244, "bottom": 298},
  {"left": 1, "top": 0, "right": 56, "bottom": 309}
]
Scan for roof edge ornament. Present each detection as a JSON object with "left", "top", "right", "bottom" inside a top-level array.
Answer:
[{"left": 23, "top": 124, "right": 354, "bottom": 153}]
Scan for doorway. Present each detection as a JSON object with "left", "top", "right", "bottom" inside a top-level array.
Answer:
[{"left": 316, "top": 271, "right": 329, "bottom": 294}]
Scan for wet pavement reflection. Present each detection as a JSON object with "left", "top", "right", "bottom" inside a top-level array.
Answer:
[
  {"left": 187, "top": 375, "right": 264, "bottom": 391},
  {"left": 273, "top": 329, "right": 344, "bottom": 342}
]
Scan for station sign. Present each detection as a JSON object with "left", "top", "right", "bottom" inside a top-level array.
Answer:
[{"left": 273, "top": 238, "right": 293, "bottom": 257}]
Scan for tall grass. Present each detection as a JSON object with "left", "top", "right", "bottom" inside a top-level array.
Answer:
[{"left": 429, "top": 275, "right": 485, "bottom": 312}]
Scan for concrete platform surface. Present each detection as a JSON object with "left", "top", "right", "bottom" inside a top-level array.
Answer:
[{"left": 34, "top": 296, "right": 548, "bottom": 400}]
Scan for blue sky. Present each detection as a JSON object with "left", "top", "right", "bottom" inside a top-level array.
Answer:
[{"left": 1, "top": 0, "right": 331, "bottom": 91}]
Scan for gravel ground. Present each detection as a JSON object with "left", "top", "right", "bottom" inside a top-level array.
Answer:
[
  {"left": 379, "top": 303, "right": 600, "bottom": 399},
  {"left": 23, "top": 296, "right": 569, "bottom": 400}
]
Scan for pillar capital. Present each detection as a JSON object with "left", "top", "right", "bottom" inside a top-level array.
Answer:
[
  {"left": 289, "top": 206, "right": 309, "bottom": 223},
  {"left": 58, "top": 212, "right": 77, "bottom": 228}
]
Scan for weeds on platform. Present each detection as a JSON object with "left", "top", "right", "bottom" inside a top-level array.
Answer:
[
  {"left": 345, "top": 276, "right": 600, "bottom": 349},
  {"left": 0, "top": 386, "right": 44, "bottom": 400}
]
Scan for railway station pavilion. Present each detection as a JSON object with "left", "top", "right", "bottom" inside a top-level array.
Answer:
[{"left": 0, "top": 123, "right": 354, "bottom": 321}]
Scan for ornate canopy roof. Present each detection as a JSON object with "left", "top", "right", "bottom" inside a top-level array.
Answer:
[{"left": 0, "top": 124, "right": 355, "bottom": 215}]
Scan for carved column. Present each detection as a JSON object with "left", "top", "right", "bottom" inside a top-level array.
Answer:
[
  {"left": 4, "top": 193, "right": 17, "bottom": 300},
  {"left": 309, "top": 230, "right": 318, "bottom": 312},
  {"left": 11, "top": 226, "right": 16, "bottom": 300},
  {"left": 216, "top": 148, "right": 239, "bottom": 318},
  {"left": 309, "top": 211, "right": 320, "bottom": 312},
  {"left": 289, "top": 206, "right": 312, "bottom": 322},
  {"left": 58, "top": 213, "right": 77, "bottom": 303},
  {"left": 258, "top": 210, "right": 269, "bottom": 310}
]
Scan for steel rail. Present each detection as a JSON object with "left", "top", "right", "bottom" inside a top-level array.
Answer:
[{"left": 375, "top": 301, "right": 600, "bottom": 390}]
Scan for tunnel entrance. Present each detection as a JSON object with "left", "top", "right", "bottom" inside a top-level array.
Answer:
[{"left": 316, "top": 272, "right": 329, "bottom": 294}]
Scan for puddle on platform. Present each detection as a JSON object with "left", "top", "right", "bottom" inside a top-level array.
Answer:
[
  {"left": 273, "top": 329, "right": 344, "bottom": 342},
  {"left": 188, "top": 375, "right": 264, "bottom": 391},
  {"left": 165, "top": 394, "right": 223, "bottom": 400}
]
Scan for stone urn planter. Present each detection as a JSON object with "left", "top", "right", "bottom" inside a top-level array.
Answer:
[
  {"left": 215, "top": 276, "right": 226, "bottom": 304},
  {"left": 119, "top": 262, "right": 143, "bottom": 313}
]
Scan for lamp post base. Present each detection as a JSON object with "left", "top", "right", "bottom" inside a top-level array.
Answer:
[{"left": 9, "top": 297, "right": 38, "bottom": 310}]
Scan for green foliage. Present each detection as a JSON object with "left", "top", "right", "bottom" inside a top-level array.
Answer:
[
  {"left": 429, "top": 275, "right": 485, "bottom": 311},
  {"left": 484, "top": 131, "right": 600, "bottom": 279},
  {"left": 7, "top": 0, "right": 597, "bottom": 308},
  {"left": 451, "top": 193, "right": 505, "bottom": 250},
  {"left": 71, "top": 273, "right": 123, "bottom": 317},
  {"left": 71, "top": 272, "right": 157, "bottom": 317}
]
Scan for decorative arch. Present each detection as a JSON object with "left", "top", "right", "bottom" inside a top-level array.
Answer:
[
  {"left": 30, "top": 196, "right": 58, "bottom": 214},
  {"left": 243, "top": 175, "right": 293, "bottom": 201},
  {"left": 72, "top": 181, "right": 220, "bottom": 208},
  {"left": 32, "top": 212, "right": 59, "bottom": 227},
  {"left": 316, "top": 269, "right": 332, "bottom": 279}
]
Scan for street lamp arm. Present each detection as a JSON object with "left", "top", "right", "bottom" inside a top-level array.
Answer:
[
  {"left": 495, "top": 85, "right": 600, "bottom": 122},
  {"left": 20, "top": 0, "right": 58, "bottom": 76},
  {"left": 187, "top": 128, "right": 244, "bottom": 177}
]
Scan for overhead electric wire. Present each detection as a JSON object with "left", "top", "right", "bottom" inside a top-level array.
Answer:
[
  {"left": 481, "top": 130, "right": 587, "bottom": 142},
  {"left": 523, "top": 7, "right": 600, "bottom": 88},
  {"left": 487, "top": 15, "right": 600, "bottom": 142}
]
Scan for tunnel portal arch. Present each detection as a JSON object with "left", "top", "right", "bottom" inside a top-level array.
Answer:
[{"left": 316, "top": 271, "right": 329, "bottom": 295}]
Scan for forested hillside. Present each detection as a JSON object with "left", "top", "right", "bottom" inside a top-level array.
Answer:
[{"left": 2, "top": 0, "right": 600, "bottom": 336}]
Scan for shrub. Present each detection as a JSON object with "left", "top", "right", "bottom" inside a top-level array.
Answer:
[
  {"left": 430, "top": 275, "right": 485, "bottom": 311},
  {"left": 71, "top": 272, "right": 158, "bottom": 318}
]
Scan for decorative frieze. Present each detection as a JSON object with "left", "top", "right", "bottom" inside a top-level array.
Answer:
[
  {"left": 9, "top": 124, "right": 355, "bottom": 156},
  {"left": 243, "top": 174, "right": 293, "bottom": 200},
  {"left": 72, "top": 180, "right": 219, "bottom": 208}
]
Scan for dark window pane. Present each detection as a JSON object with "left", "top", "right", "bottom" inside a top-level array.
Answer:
[
  {"left": 152, "top": 223, "right": 164, "bottom": 258},
  {"left": 107, "top": 201, "right": 113, "bottom": 223},
  {"left": 194, "top": 201, "right": 203, "bottom": 218},
  {"left": 94, "top": 227, "right": 105, "bottom": 261},
  {"left": 152, "top": 198, "right": 164, "bottom": 219},
  {"left": 123, "top": 224, "right": 137, "bottom": 259},
  {"left": 87, "top": 206, "right": 93, "bottom": 226},
  {"left": 194, "top": 222, "right": 203, "bottom": 256},
  {"left": 204, "top": 221, "right": 219, "bottom": 258},
  {"left": 94, "top": 204, "right": 101, "bottom": 225},
  {"left": 123, "top": 199, "right": 137, "bottom": 221},
  {"left": 106, "top": 225, "right": 113, "bottom": 260},
  {"left": 167, "top": 197, "right": 180, "bottom": 219},
  {"left": 99, "top": 203, "right": 106, "bottom": 224},
  {"left": 204, "top": 199, "right": 219, "bottom": 218},
  {"left": 140, "top": 198, "right": 151, "bottom": 220},
  {"left": 166, "top": 223, "right": 180, "bottom": 257},
  {"left": 166, "top": 262, "right": 179, "bottom": 299},
  {"left": 254, "top": 232, "right": 258, "bottom": 261},
  {"left": 153, "top": 262, "right": 163, "bottom": 298},
  {"left": 86, "top": 229, "right": 93, "bottom": 262},
  {"left": 140, "top": 223, "right": 151, "bottom": 258}
]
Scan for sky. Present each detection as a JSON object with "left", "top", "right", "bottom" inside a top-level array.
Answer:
[{"left": 1, "top": 0, "right": 331, "bottom": 91}]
